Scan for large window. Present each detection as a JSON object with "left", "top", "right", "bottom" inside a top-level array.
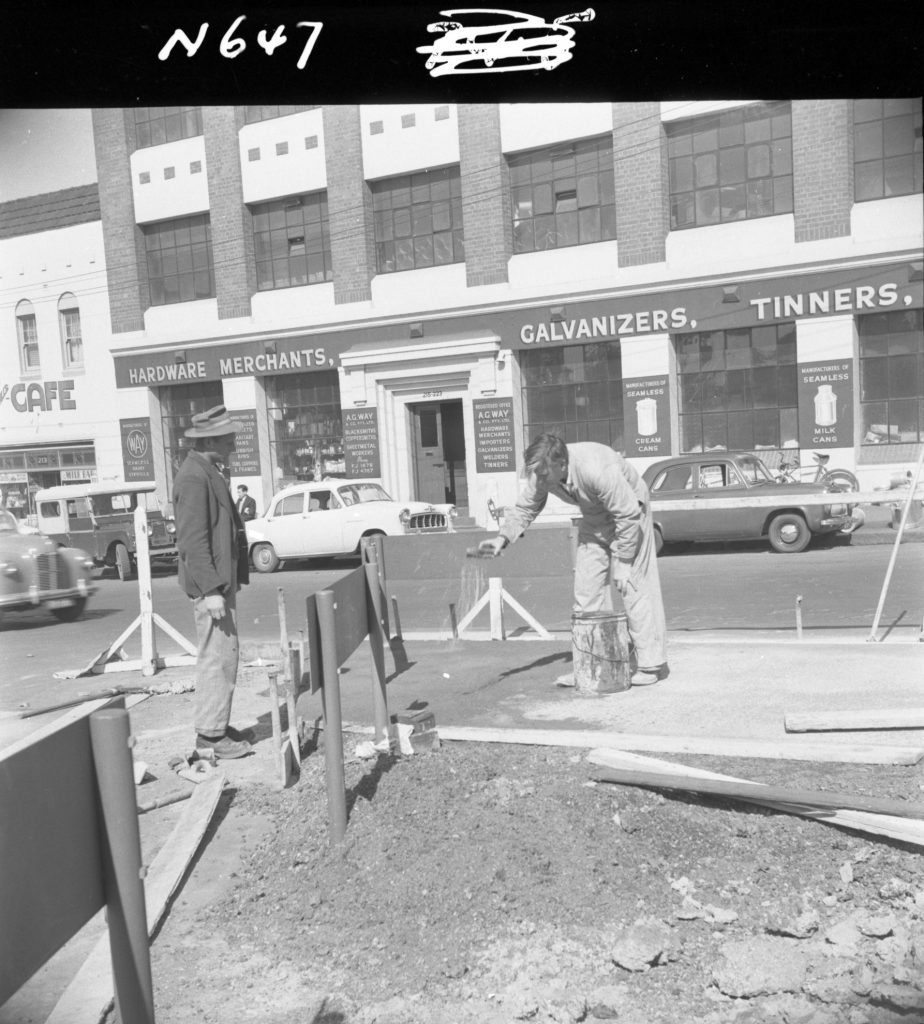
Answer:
[
  {"left": 509, "top": 135, "right": 616, "bottom": 253},
  {"left": 677, "top": 325, "right": 798, "bottom": 452},
  {"left": 160, "top": 381, "right": 225, "bottom": 481},
  {"left": 520, "top": 342, "right": 624, "bottom": 449},
  {"left": 266, "top": 372, "right": 344, "bottom": 482},
  {"left": 252, "top": 193, "right": 332, "bottom": 290},
  {"left": 371, "top": 167, "right": 464, "bottom": 273},
  {"left": 134, "top": 107, "right": 202, "bottom": 149},
  {"left": 859, "top": 310, "right": 924, "bottom": 445},
  {"left": 58, "top": 292, "right": 83, "bottom": 369},
  {"left": 15, "top": 300, "right": 39, "bottom": 373},
  {"left": 244, "top": 105, "right": 317, "bottom": 123},
  {"left": 854, "top": 99, "right": 923, "bottom": 202},
  {"left": 143, "top": 215, "right": 214, "bottom": 306},
  {"left": 667, "top": 102, "right": 793, "bottom": 230}
]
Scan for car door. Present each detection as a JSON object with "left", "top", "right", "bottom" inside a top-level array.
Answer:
[
  {"left": 266, "top": 491, "right": 308, "bottom": 557},
  {"left": 647, "top": 462, "right": 696, "bottom": 542},
  {"left": 65, "top": 496, "right": 103, "bottom": 559},
  {"left": 695, "top": 460, "right": 758, "bottom": 539},
  {"left": 304, "top": 487, "right": 346, "bottom": 555}
]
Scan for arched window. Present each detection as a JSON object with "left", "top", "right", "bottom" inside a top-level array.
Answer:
[
  {"left": 58, "top": 292, "right": 83, "bottom": 368},
  {"left": 15, "top": 299, "right": 40, "bottom": 373}
]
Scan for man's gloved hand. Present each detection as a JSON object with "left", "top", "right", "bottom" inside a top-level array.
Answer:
[
  {"left": 203, "top": 593, "right": 227, "bottom": 621},
  {"left": 611, "top": 561, "right": 633, "bottom": 596}
]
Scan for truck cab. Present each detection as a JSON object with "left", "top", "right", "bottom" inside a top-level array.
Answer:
[{"left": 35, "top": 482, "right": 177, "bottom": 580}]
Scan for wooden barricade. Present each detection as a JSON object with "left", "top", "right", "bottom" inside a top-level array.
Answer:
[{"left": 0, "top": 703, "right": 154, "bottom": 1022}]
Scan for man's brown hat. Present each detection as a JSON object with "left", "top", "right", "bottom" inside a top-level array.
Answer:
[{"left": 184, "top": 405, "right": 239, "bottom": 438}]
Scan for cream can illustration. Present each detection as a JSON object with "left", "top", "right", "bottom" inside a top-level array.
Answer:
[
  {"left": 636, "top": 398, "right": 658, "bottom": 436},
  {"left": 814, "top": 385, "right": 837, "bottom": 427}
]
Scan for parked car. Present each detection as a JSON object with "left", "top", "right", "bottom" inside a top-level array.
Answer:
[
  {"left": 246, "top": 479, "right": 455, "bottom": 572},
  {"left": 0, "top": 509, "right": 97, "bottom": 623},
  {"left": 35, "top": 482, "right": 177, "bottom": 581},
  {"left": 642, "top": 453, "right": 862, "bottom": 554}
]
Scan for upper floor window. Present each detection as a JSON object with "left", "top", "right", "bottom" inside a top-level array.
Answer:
[
  {"left": 677, "top": 324, "right": 798, "bottom": 452},
  {"left": 371, "top": 167, "right": 464, "bottom": 274},
  {"left": 15, "top": 300, "right": 40, "bottom": 374},
  {"left": 251, "top": 193, "right": 332, "bottom": 290},
  {"left": 134, "top": 107, "right": 202, "bottom": 149},
  {"left": 58, "top": 293, "right": 83, "bottom": 369},
  {"left": 859, "top": 310, "right": 923, "bottom": 445},
  {"left": 244, "top": 105, "right": 317, "bottom": 124},
  {"left": 667, "top": 102, "right": 793, "bottom": 230},
  {"left": 854, "top": 98, "right": 923, "bottom": 202},
  {"left": 508, "top": 135, "right": 616, "bottom": 253},
  {"left": 142, "top": 214, "right": 214, "bottom": 306}
]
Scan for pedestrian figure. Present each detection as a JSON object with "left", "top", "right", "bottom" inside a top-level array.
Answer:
[
  {"left": 236, "top": 484, "right": 257, "bottom": 521},
  {"left": 173, "top": 405, "right": 253, "bottom": 758},
  {"left": 477, "top": 433, "right": 668, "bottom": 687}
]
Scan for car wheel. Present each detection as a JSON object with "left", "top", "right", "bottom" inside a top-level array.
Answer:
[
  {"left": 252, "top": 543, "right": 280, "bottom": 573},
  {"left": 51, "top": 598, "right": 87, "bottom": 622},
  {"left": 768, "top": 513, "right": 811, "bottom": 553},
  {"left": 114, "top": 543, "right": 133, "bottom": 581}
]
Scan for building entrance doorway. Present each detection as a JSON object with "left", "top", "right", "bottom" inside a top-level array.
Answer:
[{"left": 410, "top": 400, "right": 468, "bottom": 509}]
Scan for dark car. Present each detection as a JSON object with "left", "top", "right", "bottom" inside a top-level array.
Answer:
[
  {"left": 643, "top": 453, "right": 862, "bottom": 554},
  {"left": 0, "top": 509, "right": 97, "bottom": 623}
]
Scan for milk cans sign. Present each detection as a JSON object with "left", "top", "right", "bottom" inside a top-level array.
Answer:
[
  {"left": 797, "top": 361, "right": 854, "bottom": 448},
  {"left": 622, "top": 377, "right": 670, "bottom": 457}
]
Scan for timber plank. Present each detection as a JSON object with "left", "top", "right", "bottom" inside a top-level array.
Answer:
[{"left": 435, "top": 724, "right": 924, "bottom": 765}]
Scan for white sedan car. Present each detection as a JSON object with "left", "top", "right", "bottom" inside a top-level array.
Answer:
[{"left": 245, "top": 479, "right": 455, "bottom": 572}]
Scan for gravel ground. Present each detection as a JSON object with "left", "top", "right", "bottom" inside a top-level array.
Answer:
[{"left": 135, "top": 735, "right": 924, "bottom": 1024}]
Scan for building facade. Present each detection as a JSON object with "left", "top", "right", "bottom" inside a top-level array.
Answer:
[{"left": 3, "top": 100, "right": 922, "bottom": 525}]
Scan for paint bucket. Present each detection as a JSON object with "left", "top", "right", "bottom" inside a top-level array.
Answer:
[{"left": 571, "top": 611, "right": 631, "bottom": 694}]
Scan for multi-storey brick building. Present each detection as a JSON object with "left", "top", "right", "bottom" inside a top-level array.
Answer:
[{"left": 2, "top": 100, "right": 922, "bottom": 525}]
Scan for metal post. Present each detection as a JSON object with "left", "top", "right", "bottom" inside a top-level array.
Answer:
[
  {"left": 88, "top": 708, "right": 155, "bottom": 1024},
  {"left": 134, "top": 506, "right": 157, "bottom": 676},
  {"left": 316, "top": 590, "right": 348, "bottom": 844}
]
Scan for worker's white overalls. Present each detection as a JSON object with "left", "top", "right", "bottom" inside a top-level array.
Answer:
[{"left": 499, "top": 442, "right": 668, "bottom": 672}]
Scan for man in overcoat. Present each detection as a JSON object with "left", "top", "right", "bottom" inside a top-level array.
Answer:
[
  {"left": 478, "top": 433, "right": 668, "bottom": 687},
  {"left": 173, "top": 405, "right": 252, "bottom": 758},
  {"left": 235, "top": 484, "right": 257, "bottom": 521}
]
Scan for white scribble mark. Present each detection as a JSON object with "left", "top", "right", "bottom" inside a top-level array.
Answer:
[{"left": 417, "top": 8, "right": 595, "bottom": 76}]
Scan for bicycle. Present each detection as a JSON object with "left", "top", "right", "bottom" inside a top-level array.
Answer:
[{"left": 775, "top": 452, "right": 859, "bottom": 492}]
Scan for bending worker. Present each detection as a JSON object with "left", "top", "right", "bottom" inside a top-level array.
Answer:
[{"left": 477, "top": 433, "right": 668, "bottom": 687}]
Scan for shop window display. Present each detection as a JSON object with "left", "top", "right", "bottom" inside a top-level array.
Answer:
[
  {"left": 266, "top": 371, "right": 344, "bottom": 484},
  {"left": 677, "top": 324, "right": 798, "bottom": 452},
  {"left": 859, "top": 309, "right": 923, "bottom": 444}
]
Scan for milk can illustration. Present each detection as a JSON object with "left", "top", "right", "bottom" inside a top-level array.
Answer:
[
  {"left": 636, "top": 398, "right": 658, "bottom": 436},
  {"left": 814, "top": 385, "right": 837, "bottom": 427}
]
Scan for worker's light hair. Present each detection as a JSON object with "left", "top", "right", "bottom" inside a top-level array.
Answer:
[{"left": 523, "top": 433, "right": 568, "bottom": 480}]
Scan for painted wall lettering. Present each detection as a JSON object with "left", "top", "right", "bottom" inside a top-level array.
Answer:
[{"left": 0, "top": 380, "right": 77, "bottom": 413}]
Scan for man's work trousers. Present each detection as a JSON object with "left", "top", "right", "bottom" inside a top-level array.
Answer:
[
  {"left": 192, "top": 588, "right": 239, "bottom": 736},
  {"left": 572, "top": 509, "right": 667, "bottom": 671}
]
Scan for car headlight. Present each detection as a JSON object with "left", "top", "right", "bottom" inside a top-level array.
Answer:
[
  {"left": 448, "top": 507, "right": 457, "bottom": 518},
  {"left": 83, "top": 558, "right": 95, "bottom": 570},
  {"left": 399, "top": 509, "right": 411, "bottom": 524},
  {"left": 166, "top": 522, "right": 177, "bottom": 535},
  {"left": 0, "top": 561, "right": 20, "bottom": 577},
  {"left": 826, "top": 503, "right": 847, "bottom": 517}
]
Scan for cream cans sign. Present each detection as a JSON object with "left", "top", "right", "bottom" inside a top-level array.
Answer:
[{"left": 622, "top": 376, "right": 670, "bottom": 458}]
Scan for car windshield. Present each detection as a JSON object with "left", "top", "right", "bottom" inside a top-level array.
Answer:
[
  {"left": 337, "top": 483, "right": 392, "bottom": 506},
  {"left": 738, "top": 457, "right": 774, "bottom": 485},
  {"left": 0, "top": 510, "right": 18, "bottom": 532}
]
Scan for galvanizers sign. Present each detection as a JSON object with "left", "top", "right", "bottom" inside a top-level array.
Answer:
[
  {"left": 622, "top": 376, "right": 670, "bottom": 458},
  {"left": 343, "top": 408, "right": 380, "bottom": 478},
  {"left": 120, "top": 418, "right": 155, "bottom": 481},
  {"left": 797, "top": 361, "right": 854, "bottom": 448},
  {"left": 473, "top": 398, "right": 516, "bottom": 473}
]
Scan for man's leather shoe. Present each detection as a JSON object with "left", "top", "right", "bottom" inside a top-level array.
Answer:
[
  {"left": 225, "top": 725, "right": 256, "bottom": 743},
  {"left": 630, "top": 664, "right": 670, "bottom": 687},
  {"left": 196, "top": 733, "right": 252, "bottom": 759}
]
